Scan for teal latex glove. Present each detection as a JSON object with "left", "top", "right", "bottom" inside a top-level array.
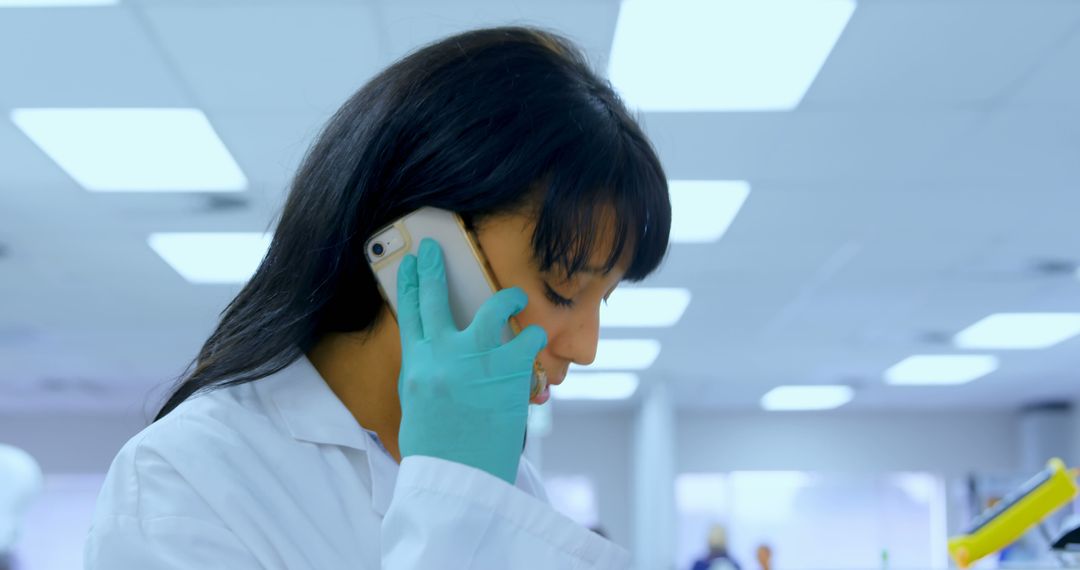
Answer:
[{"left": 396, "top": 238, "right": 548, "bottom": 484}]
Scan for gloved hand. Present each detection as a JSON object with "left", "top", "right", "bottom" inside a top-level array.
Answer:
[{"left": 396, "top": 238, "right": 548, "bottom": 484}]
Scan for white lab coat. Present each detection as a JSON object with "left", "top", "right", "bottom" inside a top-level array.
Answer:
[{"left": 84, "top": 353, "right": 629, "bottom": 569}]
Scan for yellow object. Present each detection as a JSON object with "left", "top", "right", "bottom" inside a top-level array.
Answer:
[{"left": 948, "top": 458, "right": 1079, "bottom": 568}]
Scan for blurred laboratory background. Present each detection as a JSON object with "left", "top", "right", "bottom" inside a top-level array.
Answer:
[{"left": 2, "top": 0, "right": 1080, "bottom": 568}]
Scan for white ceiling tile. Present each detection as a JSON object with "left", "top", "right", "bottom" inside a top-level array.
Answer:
[
  {"left": 803, "top": 1, "right": 1080, "bottom": 107},
  {"left": 378, "top": 0, "right": 620, "bottom": 72},
  {"left": 758, "top": 111, "right": 982, "bottom": 182},
  {"left": 641, "top": 112, "right": 788, "bottom": 181},
  {"left": 208, "top": 111, "right": 329, "bottom": 200},
  {"left": 140, "top": 3, "right": 385, "bottom": 113},
  {"left": 644, "top": 110, "right": 982, "bottom": 183},
  {"left": 0, "top": 7, "right": 187, "bottom": 107},
  {"left": 1009, "top": 25, "right": 1080, "bottom": 108},
  {"left": 931, "top": 110, "right": 1080, "bottom": 184}
]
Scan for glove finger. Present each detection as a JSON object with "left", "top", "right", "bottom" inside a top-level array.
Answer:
[
  {"left": 417, "top": 238, "right": 456, "bottom": 335},
  {"left": 505, "top": 324, "right": 548, "bottom": 362},
  {"left": 467, "top": 287, "right": 527, "bottom": 350},
  {"left": 395, "top": 254, "right": 423, "bottom": 342}
]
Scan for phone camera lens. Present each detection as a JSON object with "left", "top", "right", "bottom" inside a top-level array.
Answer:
[{"left": 371, "top": 243, "right": 385, "bottom": 256}]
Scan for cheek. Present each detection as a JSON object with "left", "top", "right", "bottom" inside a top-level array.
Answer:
[
  {"left": 516, "top": 288, "right": 561, "bottom": 338},
  {"left": 513, "top": 296, "right": 568, "bottom": 372}
]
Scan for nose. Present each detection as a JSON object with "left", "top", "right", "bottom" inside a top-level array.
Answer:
[{"left": 550, "top": 305, "right": 601, "bottom": 367}]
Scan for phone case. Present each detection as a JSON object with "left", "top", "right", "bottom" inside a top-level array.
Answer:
[{"left": 365, "top": 207, "right": 545, "bottom": 398}]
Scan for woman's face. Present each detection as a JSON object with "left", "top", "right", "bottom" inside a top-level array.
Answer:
[{"left": 474, "top": 212, "right": 627, "bottom": 404}]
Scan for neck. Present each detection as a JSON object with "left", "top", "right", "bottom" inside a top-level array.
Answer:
[{"left": 306, "top": 305, "right": 403, "bottom": 462}]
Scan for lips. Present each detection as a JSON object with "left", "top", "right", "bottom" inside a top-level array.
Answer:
[
  {"left": 531, "top": 384, "right": 551, "bottom": 405},
  {"left": 530, "top": 369, "right": 565, "bottom": 405}
]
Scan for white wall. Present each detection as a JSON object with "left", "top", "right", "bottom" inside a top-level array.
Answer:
[
  {"left": 540, "top": 409, "right": 1023, "bottom": 556},
  {"left": 1018, "top": 404, "right": 1075, "bottom": 472},
  {"left": 677, "top": 411, "right": 1022, "bottom": 476},
  {"left": 15, "top": 474, "right": 104, "bottom": 570},
  {"left": 542, "top": 411, "right": 635, "bottom": 548},
  {"left": 1, "top": 409, "right": 1025, "bottom": 477},
  {"left": 0, "top": 412, "right": 147, "bottom": 473}
]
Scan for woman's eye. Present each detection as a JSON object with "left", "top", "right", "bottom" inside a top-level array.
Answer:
[{"left": 543, "top": 283, "right": 575, "bottom": 308}]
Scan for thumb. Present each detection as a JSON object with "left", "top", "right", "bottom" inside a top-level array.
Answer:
[{"left": 506, "top": 324, "right": 547, "bottom": 359}]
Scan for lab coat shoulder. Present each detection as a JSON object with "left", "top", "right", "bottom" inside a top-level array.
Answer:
[
  {"left": 93, "top": 391, "right": 254, "bottom": 516},
  {"left": 85, "top": 389, "right": 272, "bottom": 568},
  {"left": 85, "top": 361, "right": 633, "bottom": 569}
]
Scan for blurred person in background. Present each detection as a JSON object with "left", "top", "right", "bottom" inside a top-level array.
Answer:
[
  {"left": 691, "top": 524, "right": 742, "bottom": 570},
  {"left": 755, "top": 544, "right": 772, "bottom": 570},
  {"left": 83, "top": 26, "right": 670, "bottom": 570},
  {"left": 0, "top": 444, "right": 43, "bottom": 570}
]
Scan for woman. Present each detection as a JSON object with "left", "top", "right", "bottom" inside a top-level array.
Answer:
[{"left": 85, "top": 27, "right": 670, "bottom": 569}]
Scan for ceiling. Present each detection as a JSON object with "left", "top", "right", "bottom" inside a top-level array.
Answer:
[{"left": 1, "top": 0, "right": 1079, "bottom": 414}]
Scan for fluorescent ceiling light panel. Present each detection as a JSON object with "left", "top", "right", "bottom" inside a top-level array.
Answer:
[
  {"left": 149, "top": 232, "right": 271, "bottom": 284},
  {"left": 571, "top": 339, "right": 662, "bottom": 371},
  {"left": 953, "top": 313, "right": 1080, "bottom": 350},
  {"left": 669, "top": 180, "right": 750, "bottom": 243},
  {"left": 0, "top": 0, "right": 116, "bottom": 5},
  {"left": 11, "top": 108, "right": 245, "bottom": 191},
  {"left": 553, "top": 373, "right": 640, "bottom": 400},
  {"left": 600, "top": 288, "right": 691, "bottom": 327},
  {"left": 761, "top": 385, "right": 853, "bottom": 411},
  {"left": 885, "top": 355, "right": 999, "bottom": 386},
  {"left": 608, "top": 0, "right": 856, "bottom": 111}
]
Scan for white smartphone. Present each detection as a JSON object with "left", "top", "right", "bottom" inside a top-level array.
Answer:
[{"left": 365, "top": 207, "right": 546, "bottom": 399}]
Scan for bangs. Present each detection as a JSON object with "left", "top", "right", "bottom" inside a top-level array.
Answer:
[{"left": 531, "top": 125, "right": 671, "bottom": 282}]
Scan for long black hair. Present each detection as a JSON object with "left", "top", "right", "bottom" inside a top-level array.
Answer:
[{"left": 155, "top": 27, "right": 671, "bottom": 420}]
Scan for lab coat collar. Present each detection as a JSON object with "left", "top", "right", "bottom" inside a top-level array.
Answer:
[
  {"left": 259, "top": 352, "right": 398, "bottom": 516},
  {"left": 261, "top": 352, "right": 373, "bottom": 453},
  {"left": 361, "top": 430, "right": 399, "bottom": 517}
]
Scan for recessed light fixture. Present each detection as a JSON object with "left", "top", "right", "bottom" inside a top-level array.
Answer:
[
  {"left": 148, "top": 232, "right": 271, "bottom": 284},
  {"left": 669, "top": 180, "right": 750, "bottom": 243},
  {"left": 553, "top": 373, "right": 640, "bottom": 400},
  {"left": 885, "top": 355, "right": 999, "bottom": 386},
  {"left": 954, "top": 313, "right": 1080, "bottom": 350},
  {"left": 608, "top": 0, "right": 856, "bottom": 111},
  {"left": 600, "top": 288, "right": 691, "bottom": 327},
  {"left": 571, "top": 339, "right": 662, "bottom": 371},
  {"left": 11, "top": 108, "right": 245, "bottom": 192},
  {"left": 761, "top": 385, "right": 853, "bottom": 411}
]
